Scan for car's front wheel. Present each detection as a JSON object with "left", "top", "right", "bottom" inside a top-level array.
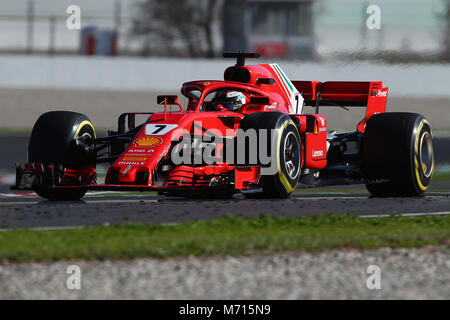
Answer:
[
  {"left": 28, "top": 111, "right": 96, "bottom": 201},
  {"left": 238, "top": 112, "right": 301, "bottom": 198}
]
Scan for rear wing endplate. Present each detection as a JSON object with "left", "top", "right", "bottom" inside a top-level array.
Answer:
[{"left": 292, "top": 81, "right": 388, "bottom": 132}]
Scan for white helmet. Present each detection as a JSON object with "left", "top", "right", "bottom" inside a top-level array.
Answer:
[{"left": 213, "top": 90, "right": 246, "bottom": 111}]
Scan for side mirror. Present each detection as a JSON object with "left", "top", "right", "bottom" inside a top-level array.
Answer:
[
  {"left": 256, "top": 78, "right": 275, "bottom": 85},
  {"left": 240, "top": 96, "right": 271, "bottom": 113},
  {"left": 157, "top": 95, "right": 179, "bottom": 104},
  {"left": 249, "top": 96, "right": 270, "bottom": 105},
  {"left": 157, "top": 95, "right": 184, "bottom": 112}
]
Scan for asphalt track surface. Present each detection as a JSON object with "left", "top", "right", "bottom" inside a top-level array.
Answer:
[
  {"left": 0, "top": 135, "right": 449, "bottom": 230},
  {"left": 0, "top": 190, "right": 450, "bottom": 230}
]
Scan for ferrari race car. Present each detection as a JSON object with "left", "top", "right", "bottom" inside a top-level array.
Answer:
[{"left": 12, "top": 53, "right": 434, "bottom": 200}]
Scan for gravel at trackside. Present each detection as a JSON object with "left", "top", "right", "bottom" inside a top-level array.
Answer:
[{"left": 0, "top": 246, "right": 449, "bottom": 299}]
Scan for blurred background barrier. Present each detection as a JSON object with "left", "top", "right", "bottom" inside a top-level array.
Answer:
[
  {"left": 0, "top": 0, "right": 448, "bottom": 132},
  {"left": 0, "top": 0, "right": 449, "bottom": 60},
  {"left": 1, "top": 55, "right": 450, "bottom": 95}
]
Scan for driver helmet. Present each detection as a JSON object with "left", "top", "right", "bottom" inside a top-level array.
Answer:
[{"left": 212, "top": 90, "right": 246, "bottom": 112}]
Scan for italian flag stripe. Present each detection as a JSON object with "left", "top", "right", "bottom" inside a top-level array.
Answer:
[
  {"left": 274, "top": 64, "right": 294, "bottom": 93},
  {"left": 270, "top": 64, "right": 291, "bottom": 99}
]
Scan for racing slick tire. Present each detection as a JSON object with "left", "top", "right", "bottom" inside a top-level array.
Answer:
[
  {"left": 28, "top": 111, "right": 96, "bottom": 200},
  {"left": 238, "top": 112, "right": 301, "bottom": 198},
  {"left": 362, "top": 112, "right": 434, "bottom": 197}
]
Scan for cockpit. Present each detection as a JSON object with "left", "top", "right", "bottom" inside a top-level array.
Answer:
[{"left": 181, "top": 82, "right": 264, "bottom": 113}]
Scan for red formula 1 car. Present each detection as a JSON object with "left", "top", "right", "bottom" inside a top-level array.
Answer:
[{"left": 12, "top": 53, "right": 434, "bottom": 200}]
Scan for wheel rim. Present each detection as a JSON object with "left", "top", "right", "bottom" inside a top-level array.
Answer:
[
  {"left": 79, "top": 132, "right": 92, "bottom": 139},
  {"left": 283, "top": 131, "right": 300, "bottom": 180},
  {"left": 419, "top": 131, "right": 433, "bottom": 178}
]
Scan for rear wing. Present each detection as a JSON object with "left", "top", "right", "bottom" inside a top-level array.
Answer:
[{"left": 292, "top": 81, "right": 388, "bottom": 132}]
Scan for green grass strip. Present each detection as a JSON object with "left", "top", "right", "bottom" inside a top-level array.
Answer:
[
  {"left": 0, "top": 214, "right": 449, "bottom": 263},
  {"left": 432, "top": 170, "right": 450, "bottom": 181},
  {"left": 0, "top": 127, "right": 32, "bottom": 135}
]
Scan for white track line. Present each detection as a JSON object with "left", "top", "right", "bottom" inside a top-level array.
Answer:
[
  {"left": 361, "top": 211, "right": 450, "bottom": 218},
  {"left": 0, "top": 191, "right": 142, "bottom": 198},
  {"left": 0, "top": 197, "right": 368, "bottom": 205},
  {"left": 0, "top": 199, "right": 159, "bottom": 206},
  {"left": 0, "top": 225, "right": 87, "bottom": 232},
  {"left": 0, "top": 222, "right": 180, "bottom": 232}
]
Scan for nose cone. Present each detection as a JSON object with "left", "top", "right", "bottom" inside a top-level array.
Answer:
[
  {"left": 106, "top": 165, "right": 138, "bottom": 184},
  {"left": 118, "top": 165, "right": 138, "bottom": 183},
  {"left": 120, "top": 164, "right": 133, "bottom": 178}
]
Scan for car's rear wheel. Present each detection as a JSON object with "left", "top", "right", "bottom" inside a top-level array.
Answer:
[
  {"left": 238, "top": 112, "right": 301, "bottom": 198},
  {"left": 363, "top": 112, "right": 434, "bottom": 197},
  {"left": 28, "top": 111, "right": 96, "bottom": 200}
]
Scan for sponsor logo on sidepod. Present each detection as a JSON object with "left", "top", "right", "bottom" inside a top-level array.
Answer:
[
  {"left": 377, "top": 89, "right": 387, "bottom": 97},
  {"left": 312, "top": 150, "right": 324, "bottom": 158}
]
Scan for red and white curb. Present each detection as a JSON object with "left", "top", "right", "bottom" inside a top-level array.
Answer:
[
  {"left": 0, "top": 191, "right": 143, "bottom": 198},
  {"left": 0, "top": 171, "right": 140, "bottom": 198},
  {"left": 0, "top": 192, "right": 36, "bottom": 197}
]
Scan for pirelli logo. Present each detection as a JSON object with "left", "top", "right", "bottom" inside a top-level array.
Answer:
[{"left": 122, "top": 156, "right": 147, "bottom": 162}]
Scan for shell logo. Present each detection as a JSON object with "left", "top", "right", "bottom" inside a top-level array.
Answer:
[{"left": 134, "top": 136, "right": 162, "bottom": 147}]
